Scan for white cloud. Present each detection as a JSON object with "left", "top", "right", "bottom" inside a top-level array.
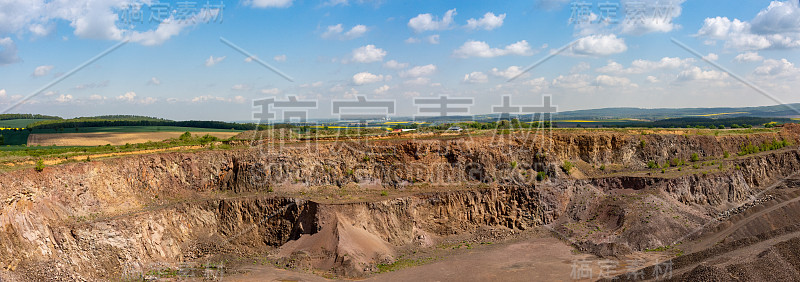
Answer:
[
  {"left": 117, "top": 91, "right": 137, "bottom": 102},
  {"left": 703, "top": 53, "right": 719, "bottom": 61},
  {"left": 244, "top": 55, "right": 258, "bottom": 62},
  {"left": 139, "top": 97, "right": 157, "bottom": 104},
  {"left": 0, "top": 1, "right": 217, "bottom": 46},
  {"left": 570, "top": 34, "right": 627, "bottom": 56},
  {"left": 522, "top": 77, "right": 549, "bottom": 92},
  {"left": 352, "top": 72, "right": 386, "bottom": 85},
  {"left": 0, "top": 37, "right": 21, "bottom": 65},
  {"left": 754, "top": 58, "right": 800, "bottom": 76},
  {"left": 618, "top": 0, "right": 685, "bottom": 35},
  {"left": 55, "top": 94, "right": 73, "bottom": 103},
  {"left": 676, "top": 66, "right": 728, "bottom": 81},
  {"left": 463, "top": 71, "right": 488, "bottom": 83},
  {"left": 405, "top": 37, "right": 420, "bottom": 44},
  {"left": 597, "top": 57, "right": 694, "bottom": 74},
  {"left": 274, "top": 54, "right": 287, "bottom": 62},
  {"left": 734, "top": 51, "right": 764, "bottom": 62},
  {"left": 466, "top": 12, "right": 505, "bottom": 31},
  {"left": 73, "top": 80, "right": 109, "bottom": 90},
  {"left": 400, "top": 64, "right": 437, "bottom": 77},
  {"left": 261, "top": 88, "right": 281, "bottom": 95},
  {"left": 322, "top": 24, "right": 344, "bottom": 39},
  {"left": 246, "top": 0, "right": 294, "bottom": 8},
  {"left": 594, "top": 75, "right": 637, "bottom": 88},
  {"left": 32, "top": 65, "right": 54, "bottom": 77},
  {"left": 148, "top": 77, "right": 161, "bottom": 85},
  {"left": 351, "top": 45, "right": 386, "bottom": 63},
  {"left": 383, "top": 60, "right": 408, "bottom": 69},
  {"left": 551, "top": 74, "right": 592, "bottom": 89},
  {"left": 205, "top": 56, "right": 225, "bottom": 67},
  {"left": 696, "top": 1, "right": 800, "bottom": 50},
  {"left": 191, "top": 95, "right": 247, "bottom": 103},
  {"left": 301, "top": 81, "right": 324, "bottom": 88},
  {"left": 427, "top": 34, "right": 440, "bottom": 44},
  {"left": 322, "top": 24, "right": 368, "bottom": 40},
  {"left": 374, "top": 85, "right": 390, "bottom": 94},
  {"left": 646, "top": 76, "right": 660, "bottom": 83},
  {"left": 344, "top": 25, "right": 368, "bottom": 39},
  {"left": 453, "top": 40, "right": 533, "bottom": 58},
  {"left": 408, "top": 9, "right": 457, "bottom": 33},
  {"left": 490, "top": 66, "right": 524, "bottom": 79},
  {"left": 231, "top": 84, "right": 252, "bottom": 91},
  {"left": 89, "top": 94, "right": 106, "bottom": 100}
]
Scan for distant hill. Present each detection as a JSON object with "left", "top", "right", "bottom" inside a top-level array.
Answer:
[{"left": 402, "top": 103, "right": 800, "bottom": 123}]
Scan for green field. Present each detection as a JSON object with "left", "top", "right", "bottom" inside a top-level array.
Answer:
[
  {"left": 0, "top": 119, "right": 50, "bottom": 128},
  {"left": 31, "top": 126, "right": 246, "bottom": 134}
]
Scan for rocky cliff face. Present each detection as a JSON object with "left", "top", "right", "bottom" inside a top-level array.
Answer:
[{"left": 1, "top": 127, "right": 799, "bottom": 280}]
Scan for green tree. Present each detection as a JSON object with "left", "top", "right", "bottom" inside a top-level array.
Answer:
[{"left": 35, "top": 159, "right": 45, "bottom": 172}]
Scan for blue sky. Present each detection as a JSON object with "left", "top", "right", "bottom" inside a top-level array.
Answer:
[{"left": 0, "top": 0, "right": 799, "bottom": 121}]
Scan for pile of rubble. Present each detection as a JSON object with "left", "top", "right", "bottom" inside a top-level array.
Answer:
[{"left": 716, "top": 194, "right": 775, "bottom": 220}]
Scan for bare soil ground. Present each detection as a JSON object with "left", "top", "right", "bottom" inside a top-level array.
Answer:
[{"left": 27, "top": 132, "right": 239, "bottom": 146}]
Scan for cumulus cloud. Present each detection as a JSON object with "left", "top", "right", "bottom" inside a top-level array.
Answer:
[
  {"left": 148, "top": 77, "right": 161, "bottom": 85},
  {"left": 32, "top": 65, "right": 54, "bottom": 77},
  {"left": 466, "top": 12, "right": 505, "bottom": 30},
  {"left": 55, "top": 94, "right": 73, "bottom": 103},
  {"left": 490, "top": 66, "right": 524, "bottom": 79},
  {"left": 696, "top": 1, "right": 800, "bottom": 50},
  {"left": 676, "top": 66, "right": 728, "bottom": 81},
  {"left": 551, "top": 74, "right": 592, "bottom": 89},
  {"left": 597, "top": 57, "right": 694, "bottom": 74},
  {"left": 191, "top": 95, "right": 246, "bottom": 103},
  {"left": 618, "top": 0, "right": 686, "bottom": 35},
  {"left": 0, "top": 1, "right": 223, "bottom": 46},
  {"left": 594, "top": 75, "right": 637, "bottom": 88},
  {"left": 569, "top": 34, "right": 627, "bottom": 56},
  {"left": 0, "top": 37, "right": 21, "bottom": 65},
  {"left": 400, "top": 64, "right": 437, "bottom": 77},
  {"left": 351, "top": 45, "right": 386, "bottom": 63},
  {"left": 205, "top": 56, "right": 225, "bottom": 67},
  {"left": 89, "top": 94, "right": 106, "bottom": 100},
  {"left": 117, "top": 91, "right": 137, "bottom": 102},
  {"left": 703, "top": 53, "right": 719, "bottom": 61},
  {"left": 352, "top": 72, "right": 386, "bottom": 85},
  {"left": 427, "top": 34, "right": 440, "bottom": 44},
  {"left": 754, "top": 58, "right": 800, "bottom": 76},
  {"left": 322, "top": 24, "right": 368, "bottom": 40},
  {"left": 383, "top": 60, "right": 408, "bottom": 69},
  {"left": 734, "top": 52, "right": 764, "bottom": 62},
  {"left": 404, "top": 37, "right": 420, "bottom": 44},
  {"left": 408, "top": 9, "right": 457, "bottom": 33},
  {"left": 374, "top": 85, "right": 390, "bottom": 94},
  {"left": 463, "top": 71, "right": 488, "bottom": 83},
  {"left": 453, "top": 40, "right": 533, "bottom": 58},
  {"left": 246, "top": 0, "right": 293, "bottom": 8}
]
